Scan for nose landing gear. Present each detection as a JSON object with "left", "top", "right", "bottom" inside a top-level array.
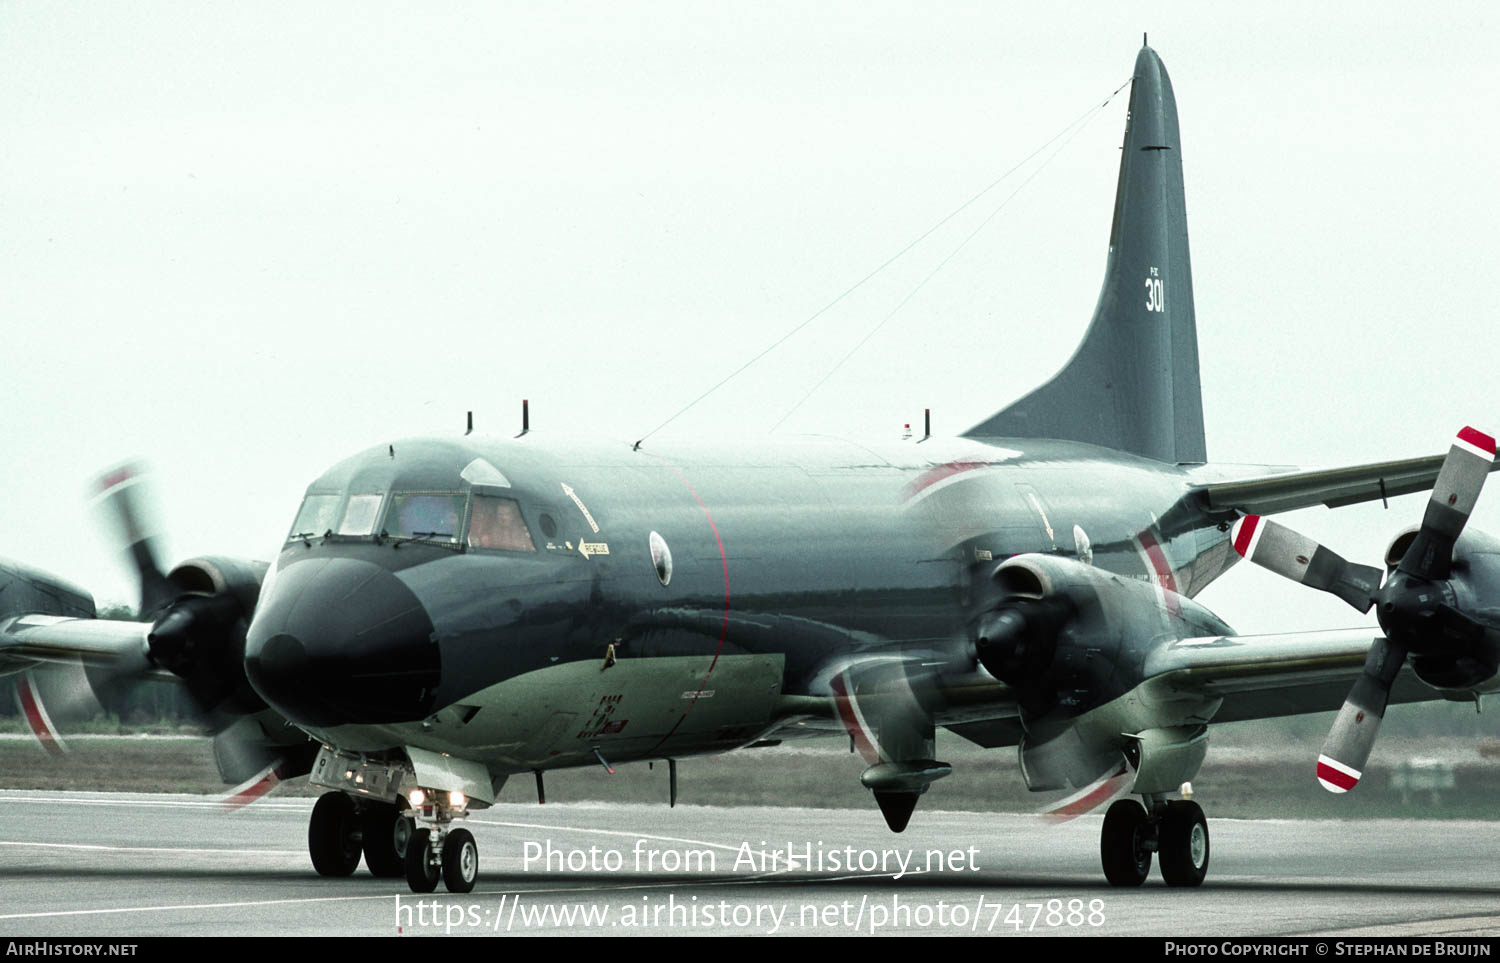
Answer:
[
  {"left": 400, "top": 790, "right": 478, "bottom": 894},
  {"left": 307, "top": 789, "right": 479, "bottom": 893}
]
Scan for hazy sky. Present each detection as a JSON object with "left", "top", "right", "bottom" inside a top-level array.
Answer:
[{"left": 3, "top": 2, "right": 1497, "bottom": 634}]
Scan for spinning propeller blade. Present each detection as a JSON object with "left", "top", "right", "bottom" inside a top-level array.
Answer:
[{"left": 93, "top": 463, "right": 176, "bottom": 616}]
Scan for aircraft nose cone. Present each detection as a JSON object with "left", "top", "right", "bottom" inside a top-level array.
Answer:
[
  {"left": 244, "top": 556, "right": 440, "bottom": 727},
  {"left": 253, "top": 631, "right": 308, "bottom": 680}
]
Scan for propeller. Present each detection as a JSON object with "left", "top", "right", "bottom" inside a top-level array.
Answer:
[
  {"left": 830, "top": 658, "right": 952, "bottom": 832},
  {"left": 17, "top": 463, "right": 308, "bottom": 795},
  {"left": 91, "top": 463, "right": 176, "bottom": 616},
  {"left": 93, "top": 465, "right": 263, "bottom": 716},
  {"left": 1230, "top": 426, "right": 1496, "bottom": 793}
]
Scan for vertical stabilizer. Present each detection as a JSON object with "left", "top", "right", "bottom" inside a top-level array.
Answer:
[{"left": 965, "top": 45, "right": 1205, "bottom": 464}]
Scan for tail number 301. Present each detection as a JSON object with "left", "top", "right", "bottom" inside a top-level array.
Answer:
[{"left": 1144, "top": 276, "right": 1165, "bottom": 312}]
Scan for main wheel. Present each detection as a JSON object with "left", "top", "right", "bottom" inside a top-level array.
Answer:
[
  {"left": 1158, "top": 800, "right": 1209, "bottom": 887},
  {"left": 442, "top": 828, "right": 479, "bottom": 894},
  {"left": 308, "top": 792, "right": 362, "bottom": 877},
  {"left": 361, "top": 802, "right": 405, "bottom": 878},
  {"left": 404, "top": 827, "right": 440, "bottom": 893},
  {"left": 1100, "top": 798, "right": 1152, "bottom": 886}
]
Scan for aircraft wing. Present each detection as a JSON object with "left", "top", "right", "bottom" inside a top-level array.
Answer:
[
  {"left": 1188, "top": 452, "right": 1498, "bottom": 517},
  {"left": 0, "top": 614, "right": 169, "bottom": 680},
  {"left": 1141, "top": 628, "right": 1434, "bottom": 724},
  {"left": 945, "top": 628, "right": 1435, "bottom": 749}
]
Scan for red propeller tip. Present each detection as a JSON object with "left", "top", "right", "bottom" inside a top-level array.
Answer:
[
  {"left": 1316, "top": 755, "right": 1360, "bottom": 794},
  {"left": 1231, "top": 515, "right": 1262, "bottom": 558},
  {"left": 1456, "top": 427, "right": 1496, "bottom": 459},
  {"left": 95, "top": 466, "right": 136, "bottom": 494}
]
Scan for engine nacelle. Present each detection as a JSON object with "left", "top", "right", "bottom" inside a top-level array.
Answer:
[
  {"left": 973, "top": 554, "right": 1233, "bottom": 706},
  {"left": 1408, "top": 533, "right": 1500, "bottom": 694},
  {"left": 166, "top": 555, "right": 269, "bottom": 614},
  {"left": 149, "top": 555, "right": 270, "bottom": 714}
]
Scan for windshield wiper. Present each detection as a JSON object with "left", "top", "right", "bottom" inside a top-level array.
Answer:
[{"left": 381, "top": 530, "right": 462, "bottom": 551}]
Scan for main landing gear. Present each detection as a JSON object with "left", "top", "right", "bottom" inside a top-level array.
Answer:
[
  {"left": 308, "top": 790, "right": 479, "bottom": 893},
  {"left": 1100, "top": 796, "right": 1208, "bottom": 887}
]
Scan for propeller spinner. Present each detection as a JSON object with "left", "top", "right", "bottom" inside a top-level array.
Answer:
[{"left": 1230, "top": 426, "right": 1497, "bottom": 793}]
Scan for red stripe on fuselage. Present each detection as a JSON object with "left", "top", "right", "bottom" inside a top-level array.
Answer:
[
  {"left": 1137, "top": 529, "right": 1181, "bottom": 617},
  {"left": 900, "top": 461, "right": 993, "bottom": 502},
  {"left": 640, "top": 455, "right": 732, "bottom": 754}
]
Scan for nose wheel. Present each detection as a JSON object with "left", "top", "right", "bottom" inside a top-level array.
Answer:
[
  {"left": 307, "top": 790, "right": 479, "bottom": 892},
  {"left": 404, "top": 828, "right": 440, "bottom": 892},
  {"left": 442, "top": 829, "right": 479, "bottom": 893},
  {"left": 403, "top": 826, "right": 479, "bottom": 893}
]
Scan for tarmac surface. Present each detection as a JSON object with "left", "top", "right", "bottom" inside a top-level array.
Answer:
[{"left": 0, "top": 789, "right": 1497, "bottom": 937}]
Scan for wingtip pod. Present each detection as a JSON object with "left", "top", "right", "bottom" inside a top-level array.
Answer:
[{"left": 1315, "top": 755, "right": 1361, "bottom": 794}]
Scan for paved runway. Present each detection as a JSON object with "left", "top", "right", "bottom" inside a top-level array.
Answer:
[{"left": 0, "top": 789, "right": 1497, "bottom": 937}]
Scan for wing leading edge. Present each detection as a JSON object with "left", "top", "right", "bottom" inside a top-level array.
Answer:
[
  {"left": 1189, "top": 452, "right": 1500, "bottom": 518},
  {"left": 1143, "top": 628, "right": 1436, "bottom": 725}
]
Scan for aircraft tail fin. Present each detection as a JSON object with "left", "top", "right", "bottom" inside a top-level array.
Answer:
[{"left": 964, "top": 45, "right": 1205, "bottom": 464}]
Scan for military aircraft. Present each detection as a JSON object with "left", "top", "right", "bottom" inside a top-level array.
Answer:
[{"left": 4, "top": 43, "right": 1498, "bottom": 894}]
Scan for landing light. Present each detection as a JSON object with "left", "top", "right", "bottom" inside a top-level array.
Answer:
[
  {"left": 449, "top": 791, "right": 467, "bottom": 808},
  {"left": 408, "top": 788, "right": 426, "bottom": 808}
]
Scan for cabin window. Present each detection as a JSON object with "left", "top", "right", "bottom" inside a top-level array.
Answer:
[
  {"left": 467, "top": 495, "right": 536, "bottom": 553},
  {"left": 288, "top": 494, "right": 340, "bottom": 539},
  {"left": 386, "top": 493, "right": 464, "bottom": 544},
  {"left": 338, "top": 493, "right": 384, "bottom": 536}
]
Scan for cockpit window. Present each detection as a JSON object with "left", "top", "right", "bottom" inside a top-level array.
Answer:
[
  {"left": 338, "top": 493, "right": 384, "bottom": 536},
  {"left": 289, "top": 494, "right": 340, "bottom": 539},
  {"left": 468, "top": 495, "right": 536, "bottom": 552},
  {"left": 386, "top": 493, "right": 464, "bottom": 544}
]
